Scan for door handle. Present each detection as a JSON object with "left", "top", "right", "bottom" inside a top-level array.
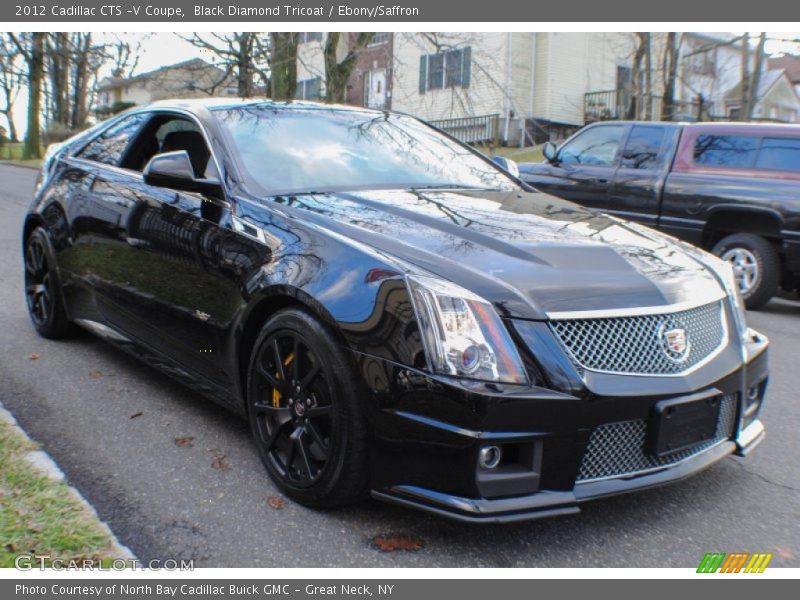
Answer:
[{"left": 589, "top": 177, "right": 609, "bottom": 184}]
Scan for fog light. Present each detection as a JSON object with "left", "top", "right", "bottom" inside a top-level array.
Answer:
[
  {"left": 747, "top": 385, "right": 760, "bottom": 402},
  {"left": 478, "top": 445, "right": 502, "bottom": 470}
]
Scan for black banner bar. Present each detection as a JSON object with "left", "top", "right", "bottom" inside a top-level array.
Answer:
[
  {"left": 3, "top": 0, "right": 798, "bottom": 22},
  {"left": 3, "top": 579, "right": 797, "bottom": 600}
]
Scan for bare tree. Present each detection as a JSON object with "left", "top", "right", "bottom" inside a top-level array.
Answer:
[
  {"left": 10, "top": 33, "right": 45, "bottom": 158},
  {"left": 743, "top": 32, "right": 767, "bottom": 121},
  {"left": 179, "top": 33, "right": 269, "bottom": 97},
  {"left": 323, "top": 33, "right": 374, "bottom": 103},
  {"left": 626, "top": 33, "right": 648, "bottom": 119},
  {"left": 107, "top": 34, "right": 144, "bottom": 79},
  {"left": 269, "top": 33, "right": 298, "bottom": 100},
  {"left": 0, "top": 34, "right": 23, "bottom": 141},
  {"left": 661, "top": 33, "right": 679, "bottom": 121}
]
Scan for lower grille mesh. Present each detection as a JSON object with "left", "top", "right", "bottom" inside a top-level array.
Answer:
[{"left": 576, "top": 394, "right": 738, "bottom": 482}]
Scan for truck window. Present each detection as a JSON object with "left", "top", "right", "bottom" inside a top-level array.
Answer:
[
  {"left": 754, "top": 137, "right": 800, "bottom": 172},
  {"left": 622, "top": 125, "right": 666, "bottom": 169},
  {"left": 693, "top": 134, "right": 758, "bottom": 168},
  {"left": 558, "top": 125, "right": 624, "bottom": 167}
]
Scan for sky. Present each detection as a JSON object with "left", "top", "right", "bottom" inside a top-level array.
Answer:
[{"left": 5, "top": 31, "right": 800, "bottom": 138}]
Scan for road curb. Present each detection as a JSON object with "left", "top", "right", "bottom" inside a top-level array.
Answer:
[
  {"left": 0, "top": 160, "right": 40, "bottom": 170},
  {"left": 0, "top": 401, "right": 137, "bottom": 561}
]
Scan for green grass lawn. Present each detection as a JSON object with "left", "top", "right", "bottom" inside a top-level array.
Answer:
[
  {"left": 473, "top": 144, "right": 544, "bottom": 164},
  {"left": 0, "top": 418, "right": 122, "bottom": 567},
  {"left": 0, "top": 143, "right": 43, "bottom": 168}
]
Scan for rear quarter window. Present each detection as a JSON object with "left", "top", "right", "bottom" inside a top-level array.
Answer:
[
  {"left": 693, "top": 134, "right": 759, "bottom": 168},
  {"left": 76, "top": 114, "right": 147, "bottom": 166},
  {"left": 755, "top": 137, "right": 800, "bottom": 172}
]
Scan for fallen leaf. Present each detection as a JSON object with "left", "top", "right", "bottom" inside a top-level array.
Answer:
[
  {"left": 28, "top": 353, "right": 40, "bottom": 361},
  {"left": 174, "top": 436, "right": 194, "bottom": 447},
  {"left": 267, "top": 496, "right": 285, "bottom": 510},
  {"left": 211, "top": 451, "right": 230, "bottom": 472},
  {"left": 372, "top": 533, "right": 424, "bottom": 553},
  {"left": 129, "top": 412, "right": 143, "bottom": 419},
  {"left": 775, "top": 547, "right": 797, "bottom": 561},
  {"left": 89, "top": 369, "right": 102, "bottom": 379},
  {"left": 29, "top": 523, "right": 44, "bottom": 533}
]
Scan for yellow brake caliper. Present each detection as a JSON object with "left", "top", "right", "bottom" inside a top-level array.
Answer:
[{"left": 271, "top": 353, "right": 295, "bottom": 407}]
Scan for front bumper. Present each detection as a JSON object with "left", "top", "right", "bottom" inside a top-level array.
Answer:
[{"left": 361, "top": 325, "right": 769, "bottom": 524}]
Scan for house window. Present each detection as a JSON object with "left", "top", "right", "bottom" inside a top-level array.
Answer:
[
  {"left": 369, "top": 33, "right": 389, "bottom": 46},
  {"left": 296, "top": 77, "right": 322, "bottom": 100},
  {"left": 419, "top": 47, "right": 471, "bottom": 93},
  {"left": 299, "top": 32, "right": 323, "bottom": 44}
]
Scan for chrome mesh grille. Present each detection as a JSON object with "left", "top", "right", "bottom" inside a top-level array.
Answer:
[
  {"left": 550, "top": 301, "right": 726, "bottom": 375},
  {"left": 576, "top": 393, "right": 738, "bottom": 482}
]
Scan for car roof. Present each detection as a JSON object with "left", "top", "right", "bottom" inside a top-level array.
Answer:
[
  {"left": 140, "top": 97, "right": 388, "bottom": 116},
  {"left": 591, "top": 120, "right": 800, "bottom": 133}
]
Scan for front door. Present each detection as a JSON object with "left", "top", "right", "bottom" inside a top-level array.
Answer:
[
  {"left": 536, "top": 123, "right": 627, "bottom": 212},
  {"left": 367, "top": 69, "right": 388, "bottom": 109}
]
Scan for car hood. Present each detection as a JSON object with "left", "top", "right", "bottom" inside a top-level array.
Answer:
[{"left": 266, "top": 188, "right": 724, "bottom": 320}]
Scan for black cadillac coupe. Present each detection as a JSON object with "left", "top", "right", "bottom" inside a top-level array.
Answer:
[{"left": 23, "top": 99, "right": 768, "bottom": 522}]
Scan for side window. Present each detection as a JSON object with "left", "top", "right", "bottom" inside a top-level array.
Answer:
[
  {"left": 693, "top": 134, "right": 758, "bottom": 168},
  {"left": 621, "top": 125, "right": 666, "bottom": 169},
  {"left": 754, "top": 137, "right": 800, "bottom": 172},
  {"left": 76, "top": 114, "right": 147, "bottom": 166},
  {"left": 121, "top": 116, "right": 217, "bottom": 180},
  {"left": 559, "top": 125, "right": 625, "bottom": 167}
]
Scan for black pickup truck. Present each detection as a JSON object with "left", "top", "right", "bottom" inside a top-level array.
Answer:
[{"left": 519, "top": 121, "right": 800, "bottom": 308}]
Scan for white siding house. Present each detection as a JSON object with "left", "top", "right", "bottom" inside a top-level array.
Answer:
[{"left": 391, "top": 32, "right": 634, "bottom": 144}]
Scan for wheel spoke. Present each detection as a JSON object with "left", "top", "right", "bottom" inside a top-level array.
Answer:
[
  {"left": 284, "top": 429, "right": 299, "bottom": 473},
  {"left": 253, "top": 402, "right": 290, "bottom": 419},
  {"left": 292, "top": 337, "right": 301, "bottom": 382},
  {"left": 294, "top": 430, "right": 316, "bottom": 479},
  {"left": 305, "top": 421, "right": 330, "bottom": 458},
  {"left": 25, "top": 249, "right": 38, "bottom": 276},
  {"left": 256, "top": 362, "right": 283, "bottom": 391},
  {"left": 272, "top": 339, "right": 286, "bottom": 382},
  {"left": 298, "top": 364, "right": 321, "bottom": 397},
  {"left": 306, "top": 404, "right": 331, "bottom": 418},
  {"left": 266, "top": 420, "right": 286, "bottom": 450}
]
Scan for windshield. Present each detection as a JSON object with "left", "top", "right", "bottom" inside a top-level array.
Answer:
[{"left": 213, "top": 105, "right": 518, "bottom": 195}]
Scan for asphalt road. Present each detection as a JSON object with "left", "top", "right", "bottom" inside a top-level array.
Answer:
[{"left": 1, "top": 163, "right": 798, "bottom": 568}]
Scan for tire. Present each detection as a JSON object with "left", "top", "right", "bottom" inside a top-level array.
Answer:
[
  {"left": 712, "top": 233, "right": 780, "bottom": 310},
  {"left": 23, "top": 227, "right": 77, "bottom": 339},
  {"left": 246, "top": 307, "right": 369, "bottom": 508}
]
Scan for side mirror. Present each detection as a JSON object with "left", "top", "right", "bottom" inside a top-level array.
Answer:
[
  {"left": 143, "top": 150, "right": 222, "bottom": 197},
  {"left": 492, "top": 156, "right": 520, "bottom": 178},
  {"left": 542, "top": 141, "right": 558, "bottom": 163}
]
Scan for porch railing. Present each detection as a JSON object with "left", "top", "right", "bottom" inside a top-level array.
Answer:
[{"left": 429, "top": 113, "right": 500, "bottom": 143}]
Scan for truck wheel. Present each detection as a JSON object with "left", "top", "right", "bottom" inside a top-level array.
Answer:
[{"left": 712, "top": 233, "right": 779, "bottom": 310}]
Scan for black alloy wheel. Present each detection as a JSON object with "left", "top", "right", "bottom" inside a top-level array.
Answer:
[
  {"left": 24, "top": 228, "right": 75, "bottom": 339},
  {"left": 247, "top": 308, "right": 368, "bottom": 507}
]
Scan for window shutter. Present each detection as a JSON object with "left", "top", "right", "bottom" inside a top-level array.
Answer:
[
  {"left": 461, "top": 46, "right": 472, "bottom": 88},
  {"left": 419, "top": 55, "right": 428, "bottom": 94}
]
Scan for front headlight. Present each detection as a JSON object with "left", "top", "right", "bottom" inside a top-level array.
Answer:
[{"left": 406, "top": 275, "right": 528, "bottom": 384}]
